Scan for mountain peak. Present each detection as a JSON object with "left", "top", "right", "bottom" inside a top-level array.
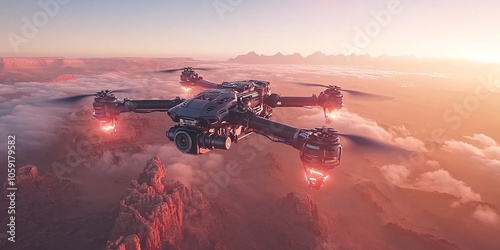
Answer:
[
  {"left": 307, "top": 51, "right": 327, "bottom": 57},
  {"left": 107, "top": 156, "right": 218, "bottom": 250}
]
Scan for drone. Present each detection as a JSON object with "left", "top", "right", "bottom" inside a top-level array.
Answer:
[{"left": 46, "top": 67, "right": 402, "bottom": 190}]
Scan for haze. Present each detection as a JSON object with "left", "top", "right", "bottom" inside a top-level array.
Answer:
[{"left": 1, "top": 0, "right": 500, "bottom": 61}]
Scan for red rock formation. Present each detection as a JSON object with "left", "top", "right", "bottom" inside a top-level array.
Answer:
[
  {"left": 281, "top": 192, "right": 325, "bottom": 237},
  {"left": 16, "top": 165, "right": 39, "bottom": 190},
  {"left": 106, "top": 156, "right": 222, "bottom": 250},
  {"left": 265, "top": 152, "right": 283, "bottom": 179},
  {"left": 0, "top": 57, "right": 65, "bottom": 69},
  {"left": 354, "top": 180, "right": 392, "bottom": 213},
  {"left": 3, "top": 164, "right": 76, "bottom": 201},
  {"left": 108, "top": 235, "right": 141, "bottom": 250},
  {"left": 384, "top": 223, "right": 461, "bottom": 250},
  {"left": 43, "top": 74, "right": 77, "bottom": 82},
  {"left": 242, "top": 191, "right": 329, "bottom": 249}
]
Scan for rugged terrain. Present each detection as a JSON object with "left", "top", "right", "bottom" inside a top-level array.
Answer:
[{"left": 1, "top": 56, "right": 499, "bottom": 249}]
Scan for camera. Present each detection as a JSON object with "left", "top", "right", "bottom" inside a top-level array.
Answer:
[{"left": 167, "top": 125, "right": 231, "bottom": 155}]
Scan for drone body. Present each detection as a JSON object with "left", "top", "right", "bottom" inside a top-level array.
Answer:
[
  {"left": 167, "top": 80, "right": 273, "bottom": 155},
  {"left": 48, "top": 67, "right": 397, "bottom": 190}
]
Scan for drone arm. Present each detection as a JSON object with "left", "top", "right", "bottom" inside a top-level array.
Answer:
[
  {"left": 123, "top": 98, "right": 184, "bottom": 113},
  {"left": 196, "top": 79, "right": 220, "bottom": 89},
  {"left": 243, "top": 114, "right": 306, "bottom": 149},
  {"left": 238, "top": 112, "right": 344, "bottom": 190},
  {"left": 264, "top": 94, "right": 319, "bottom": 108}
]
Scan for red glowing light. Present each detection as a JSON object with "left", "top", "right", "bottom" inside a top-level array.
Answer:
[
  {"left": 326, "top": 109, "right": 339, "bottom": 119},
  {"left": 100, "top": 120, "right": 116, "bottom": 132},
  {"left": 304, "top": 167, "right": 330, "bottom": 189},
  {"left": 309, "top": 169, "right": 324, "bottom": 176}
]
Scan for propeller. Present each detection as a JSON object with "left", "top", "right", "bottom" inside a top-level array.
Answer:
[
  {"left": 338, "top": 132, "right": 413, "bottom": 154},
  {"left": 155, "top": 67, "right": 218, "bottom": 74},
  {"left": 293, "top": 82, "right": 392, "bottom": 100},
  {"left": 308, "top": 127, "right": 413, "bottom": 154},
  {"left": 44, "top": 93, "right": 97, "bottom": 104},
  {"left": 41, "top": 88, "right": 134, "bottom": 104}
]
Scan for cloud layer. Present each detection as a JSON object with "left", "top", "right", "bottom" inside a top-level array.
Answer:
[
  {"left": 442, "top": 134, "right": 500, "bottom": 176},
  {"left": 414, "top": 169, "right": 481, "bottom": 203},
  {"left": 473, "top": 205, "right": 499, "bottom": 225},
  {"left": 296, "top": 109, "right": 426, "bottom": 152},
  {"left": 0, "top": 72, "right": 186, "bottom": 153}
]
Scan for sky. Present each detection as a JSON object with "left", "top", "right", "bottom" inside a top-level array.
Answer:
[{"left": 1, "top": 0, "right": 499, "bottom": 61}]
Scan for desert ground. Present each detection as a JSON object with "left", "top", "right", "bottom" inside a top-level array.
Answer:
[{"left": 0, "top": 57, "right": 499, "bottom": 249}]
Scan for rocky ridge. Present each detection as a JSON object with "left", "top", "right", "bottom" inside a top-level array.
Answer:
[{"left": 105, "top": 156, "right": 223, "bottom": 250}]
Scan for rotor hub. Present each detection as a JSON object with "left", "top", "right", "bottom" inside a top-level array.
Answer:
[
  {"left": 300, "top": 127, "right": 342, "bottom": 189},
  {"left": 318, "top": 87, "right": 343, "bottom": 123},
  {"left": 93, "top": 90, "right": 120, "bottom": 123},
  {"left": 95, "top": 90, "right": 117, "bottom": 100}
]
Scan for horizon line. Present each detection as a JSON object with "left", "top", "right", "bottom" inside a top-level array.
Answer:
[{"left": 0, "top": 52, "right": 498, "bottom": 64}]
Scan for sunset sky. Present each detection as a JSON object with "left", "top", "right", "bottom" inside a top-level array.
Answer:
[{"left": 1, "top": 0, "right": 499, "bottom": 61}]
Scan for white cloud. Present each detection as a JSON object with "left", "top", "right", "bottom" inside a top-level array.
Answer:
[
  {"left": 379, "top": 162, "right": 481, "bottom": 205},
  {"left": 442, "top": 140, "right": 485, "bottom": 158},
  {"left": 91, "top": 144, "right": 226, "bottom": 186},
  {"left": 296, "top": 109, "right": 425, "bottom": 152},
  {"left": 380, "top": 164, "right": 411, "bottom": 185},
  {"left": 464, "top": 134, "right": 498, "bottom": 147},
  {"left": 483, "top": 146, "right": 500, "bottom": 159},
  {"left": 472, "top": 205, "right": 499, "bottom": 225},
  {"left": 442, "top": 135, "right": 500, "bottom": 176},
  {"left": 297, "top": 110, "right": 488, "bottom": 206},
  {"left": 388, "top": 124, "right": 412, "bottom": 137},
  {"left": 414, "top": 169, "right": 481, "bottom": 203},
  {"left": 394, "top": 136, "right": 427, "bottom": 152},
  {"left": 0, "top": 73, "right": 185, "bottom": 153},
  {"left": 424, "top": 160, "right": 440, "bottom": 169}
]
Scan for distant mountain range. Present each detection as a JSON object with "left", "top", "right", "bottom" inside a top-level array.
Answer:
[
  {"left": 227, "top": 51, "right": 373, "bottom": 65},
  {"left": 227, "top": 51, "right": 498, "bottom": 73}
]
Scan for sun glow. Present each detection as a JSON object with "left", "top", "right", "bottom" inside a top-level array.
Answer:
[{"left": 470, "top": 55, "right": 500, "bottom": 63}]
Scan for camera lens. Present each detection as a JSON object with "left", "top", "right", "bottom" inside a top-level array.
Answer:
[
  {"left": 198, "top": 133, "right": 231, "bottom": 150},
  {"left": 174, "top": 131, "right": 192, "bottom": 153}
]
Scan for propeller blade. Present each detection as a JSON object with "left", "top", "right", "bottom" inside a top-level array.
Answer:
[
  {"left": 111, "top": 88, "right": 135, "bottom": 93},
  {"left": 293, "top": 82, "right": 329, "bottom": 88},
  {"left": 43, "top": 93, "right": 96, "bottom": 104},
  {"left": 338, "top": 133, "right": 412, "bottom": 154},
  {"left": 341, "top": 88, "right": 392, "bottom": 100},
  {"left": 38, "top": 88, "right": 134, "bottom": 105},
  {"left": 293, "top": 81, "right": 392, "bottom": 101},
  {"left": 191, "top": 67, "right": 218, "bottom": 71},
  {"left": 154, "top": 67, "right": 218, "bottom": 74},
  {"left": 156, "top": 68, "right": 184, "bottom": 73}
]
